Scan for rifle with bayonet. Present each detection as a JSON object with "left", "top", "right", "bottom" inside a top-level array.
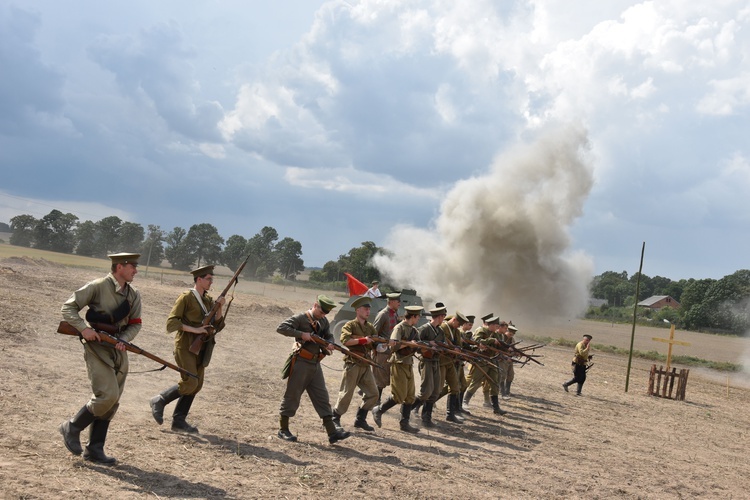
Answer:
[
  {"left": 308, "top": 332, "right": 384, "bottom": 370},
  {"left": 57, "top": 320, "right": 198, "bottom": 379},
  {"left": 188, "top": 256, "right": 250, "bottom": 355}
]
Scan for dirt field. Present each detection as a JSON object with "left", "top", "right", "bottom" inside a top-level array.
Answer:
[{"left": 1, "top": 256, "right": 749, "bottom": 499}]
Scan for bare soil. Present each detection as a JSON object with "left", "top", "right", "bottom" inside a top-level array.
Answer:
[{"left": 1, "top": 257, "right": 749, "bottom": 499}]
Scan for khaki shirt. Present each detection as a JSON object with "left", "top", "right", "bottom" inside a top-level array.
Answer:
[
  {"left": 340, "top": 319, "right": 376, "bottom": 364},
  {"left": 277, "top": 311, "right": 333, "bottom": 356},
  {"left": 61, "top": 273, "right": 142, "bottom": 343},
  {"left": 389, "top": 320, "right": 418, "bottom": 365},
  {"left": 167, "top": 289, "right": 225, "bottom": 362},
  {"left": 573, "top": 341, "right": 591, "bottom": 365}
]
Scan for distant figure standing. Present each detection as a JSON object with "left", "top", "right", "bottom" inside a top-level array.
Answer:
[
  {"left": 563, "top": 334, "right": 593, "bottom": 396},
  {"left": 365, "top": 281, "right": 382, "bottom": 298},
  {"left": 59, "top": 252, "right": 142, "bottom": 465}
]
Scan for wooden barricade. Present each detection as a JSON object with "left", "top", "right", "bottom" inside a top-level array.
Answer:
[{"left": 648, "top": 364, "right": 689, "bottom": 401}]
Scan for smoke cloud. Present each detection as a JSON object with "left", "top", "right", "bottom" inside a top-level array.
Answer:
[{"left": 372, "top": 124, "right": 595, "bottom": 327}]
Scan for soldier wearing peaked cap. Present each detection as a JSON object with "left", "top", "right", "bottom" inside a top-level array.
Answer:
[
  {"left": 59, "top": 252, "right": 142, "bottom": 465},
  {"left": 463, "top": 317, "right": 508, "bottom": 416},
  {"left": 411, "top": 304, "right": 448, "bottom": 427},
  {"left": 149, "top": 264, "right": 226, "bottom": 434},
  {"left": 563, "top": 334, "right": 593, "bottom": 396},
  {"left": 436, "top": 311, "right": 469, "bottom": 423},
  {"left": 371, "top": 292, "right": 402, "bottom": 402},
  {"left": 372, "top": 305, "right": 423, "bottom": 433},
  {"left": 457, "top": 314, "right": 475, "bottom": 412},
  {"left": 332, "top": 296, "right": 379, "bottom": 432},
  {"left": 275, "top": 295, "right": 351, "bottom": 444},
  {"left": 499, "top": 323, "right": 518, "bottom": 400}
]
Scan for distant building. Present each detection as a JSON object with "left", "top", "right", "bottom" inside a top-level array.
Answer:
[
  {"left": 637, "top": 295, "right": 680, "bottom": 310},
  {"left": 588, "top": 298, "right": 608, "bottom": 308}
]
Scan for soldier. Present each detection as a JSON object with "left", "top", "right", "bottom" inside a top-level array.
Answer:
[
  {"left": 371, "top": 306, "right": 423, "bottom": 433},
  {"left": 563, "top": 334, "right": 593, "bottom": 396},
  {"left": 59, "top": 252, "right": 142, "bottom": 465},
  {"left": 149, "top": 265, "right": 226, "bottom": 433},
  {"left": 276, "top": 295, "right": 351, "bottom": 444},
  {"left": 332, "top": 296, "right": 378, "bottom": 432},
  {"left": 438, "top": 312, "right": 469, "bottom": 423},
  {"left": 458, "top": 315, "right": 475, "bottom": 413},
  {"left": 462, "top": 317, "right": 508, "bottom": 416},
  {"left": 499, "top": 324, "right": 517, "bottom": 400},
  {"left": 412, "top": 304, "right": 447, "bottom": 428},
  {"left": 371, "top": 292, "right": 401, "bottom": 403}
]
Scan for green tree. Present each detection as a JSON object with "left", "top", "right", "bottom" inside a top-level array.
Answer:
[
  {"left": 75, "top": 220, "right": 98, "bottom": 256},
  {"left": 0, "top": 222, "right": 10, "bottom": 232},
  {"left": 275, "top": 237, "right": 304, "bottom": 280},
  {"left": 244, "top": 226, "right": 278, "bottom": 279},
  {"left": 140, "top": 224, "right": 165, "bottom": 267},
  {"left": 184, "top": 223, "right": 224, "bottom": 267},
  {"left": 118, "top": 222, "right": 145, "bottom": 252},
  {"left": 164, "top": 226, "right": 193, "bottom": 270},
  {"left": 9, "top": 214, "right": 37, "bottom": 247},
  {"left": 95, "top": 216, "right": 123, "bottom": 255},
  {"left": 338, "top": 241, "right": 381, "bottom": 284},
  {"left": 222, "top": 235, "right": 248, "bottom": 270}
]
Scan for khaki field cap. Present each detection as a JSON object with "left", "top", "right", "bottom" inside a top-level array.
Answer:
[
  {"left": 455, "top": 311, "right": 469, "bottom": 323},
  {"left": 191, "top": 265, "right": 215, "bottom": 277},
  {"left": 351, "top": 295, "right": 373, "bottom": 309},
  {"left": 108, "top": 252, "right": 140, "bottom": 265},
  {"left": 486, "top": 316, "right": 500, "bottom": 325},
  {"left": 481, "top": 313, "right": 494, "bottom": 322},
  {"left": 466, "top": 315, "right": 476, "bottom": 324},
  {"left": 386, "top": 292, "right": 402, "bottom": 300},
  {"left": 508, "top": 324, "right": 518, "bottom": 334},
  {"left": 404, "top": 305, "right": 423, "bottom": 315},
  {"left": 583, "top": 334, "right": 593, "bottom": 340},
  {"left": 371, "top": 280, "right": 379, "bottom": 285},
  {"left": 430, "top": 304, "right": 447, "bottom": 316},
  {"left": 317, "top": 295, "right": 337, "bottom": 313}
]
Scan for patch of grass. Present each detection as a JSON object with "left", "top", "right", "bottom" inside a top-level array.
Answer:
[{"left": 523, "top": 335, "right": 743, "bottom": 372}]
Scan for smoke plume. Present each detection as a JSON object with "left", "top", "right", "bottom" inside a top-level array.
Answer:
[{"left": 372, "top": 125, "right": 595, "bottom": 326}]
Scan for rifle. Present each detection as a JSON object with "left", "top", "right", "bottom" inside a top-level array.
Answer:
[
  {"left": 434, "top": 340, "right": 502, "bottom": 364},
  {"left": 309, "top": 333, "right": 384, "bottom": 370},
  {"left": 461, "top": 337, "right": 513, "bottom": 362},
  {"left": 57, "top": 321, "right": 198, "bottom": 379},
  {"left": 188, "top": 256, "right": 250, "bottom": 355}
]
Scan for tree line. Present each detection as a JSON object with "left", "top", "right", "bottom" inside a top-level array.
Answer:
[
  {"left": 8, "top": 210, "right": 304, "bottom": 280},
  {"left": 589, "top": 270, "right": 750, "bottom": 335}
]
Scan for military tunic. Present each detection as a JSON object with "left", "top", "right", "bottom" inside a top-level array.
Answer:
[
  {"left": 416, "top": 323, "right": 444, "bottom": 402},
  {"left": 333, "top": 319, "right": 379, "bottom": 414},
  {"left": 571, "top": 340, "right": 591, "bottom": 385},
  {"left": 372, "top": 306, "right": 399, "bottom": 388},
  {"left": 465, "top": 326, "right": 501, "bottom": 397},
  {"left": 277, "top": 312, "right": 336, "bottom": 418},
  {"left": 438, "top": 322, "right": 462, "bottom": 396},
  {"left": 166, "top": 289, "right": 226, "bottom": 396},
  {"left": 61, "top": 273, "right": 142, "bottom": 418},
  {"left": 388, "top": 320, "right": 419, "bottom": 404}
]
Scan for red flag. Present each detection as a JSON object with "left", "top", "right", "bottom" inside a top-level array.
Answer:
[{"left": 343, "top": 273, "right": 368, "bottom": 296}]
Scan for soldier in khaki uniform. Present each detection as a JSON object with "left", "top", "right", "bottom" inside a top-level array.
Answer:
[
  {"left": 563, "top": 334, "right": 593, "bottom": 396},
  {"left": 333, "top": 296, "right": 378, "bottom": 431},
  {"left": 498, "top": 324, "right": 517, "bottom": 400},
  {"left": 371, "top": 292, "right": 401, "bottom": 403},
  {"left": 149, "top": 265, "right": 226, "bottom": 433},
  {"left": 276, "top": 295, "right": 351, "bottom": 444},
  {"left": 463, "top": 316, "right": 508, "bottom": 415},
  {"left": 437, "top": 312, "right": 469, "bottom": 423},
  {"left": 371, "top": 305, "right": 423, "bottom": 433},
  {"left": 457, "top": 315, "right": 475, "bottom": 414},
  {"left": 412, "top": 304, "right": 447, "bottom": 427},
  {"left": 59, "top": 252, "right": 142, "bottom": 465}
]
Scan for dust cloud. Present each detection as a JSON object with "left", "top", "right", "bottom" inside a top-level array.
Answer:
[{"left": 372, "top": 124, "right": 595, "bottom": 327}]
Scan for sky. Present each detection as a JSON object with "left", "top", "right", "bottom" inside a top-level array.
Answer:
[{"left": 2, "top": 0, "right": 750, "bottom": 295}]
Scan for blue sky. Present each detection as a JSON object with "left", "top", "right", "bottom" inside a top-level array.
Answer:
[{"left": 2, "top": 1, "right": 749, "bottom": 285}]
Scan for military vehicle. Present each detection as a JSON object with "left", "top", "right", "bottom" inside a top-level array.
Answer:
[{"left": 330, "top": 288, "right": 427, "bottom": 337}]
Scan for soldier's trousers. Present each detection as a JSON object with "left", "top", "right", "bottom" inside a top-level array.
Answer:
[
  {"left": 466, "top": 362, "right": 500, "bottom": 397},
  {"left": 84, "top": 342, "right": 128, "bottom": 417},
  {"left": 389, "top": 362, "right": 416, "bottom": 405},
  {"left": 334, "top": 361, "right": 379, "bottom": 414},
  {"left": 279, "top": 357, "right": 333, "bottom": 418},
  {"left": 417, "top": 360, "right": 441, "bottom": 402}
]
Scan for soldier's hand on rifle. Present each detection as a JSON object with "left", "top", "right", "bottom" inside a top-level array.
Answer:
[
  {"left": 300, "top": 331, "right": 312, "bottom": 342},
  {"left": 81, "top": 327, "right": 101, "bottom": 343},
  {"left": 325, "top": 343, "right": 335, "bottom": 355},
  {"left": 114, "top": 341, "right": 127, "bottom": 352}
]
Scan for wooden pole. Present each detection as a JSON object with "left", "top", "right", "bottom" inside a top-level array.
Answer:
[
  {"left": 666, "top": 323, "right": 675, "bottom": 372},
  {"left": 625, "top": 242, "right": 645, "bottom": 393}
]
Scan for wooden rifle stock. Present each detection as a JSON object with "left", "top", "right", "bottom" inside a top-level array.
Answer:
[
  {"left": 188, "top": 256, "right": 250, "bottom": 355},
  {"left": 309, "top": 333, "right": 384, "bottom": 370},
  {"left": 57, "top": 321, "right": 198, "bottom": 379}
]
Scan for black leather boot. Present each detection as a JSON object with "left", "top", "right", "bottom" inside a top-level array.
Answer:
[
  {"left": 150, "top": 385, "right": 180, "bottom": 425},
  {"left": 447, "top": 394, "right": 464, "bottom": 423},
  {"left": 60, "top": 405, "right": 96, "bottom": 456},
  {"left": 421, "top": 401, "right": 435, "bottom": 428},
  {"left": 277, "top": 415, "right": 297, "bottom": 442},
  {"left": 354, "top": 408, "right": 375, "bottom": 431},
  {"left": 411, "top": 398, "right": 423, "bottom": 416},
  {"left": 323, "top": 416, "right": 351, "bottom": 444},
  {"left": 377, "top": 387, "right": 384, "bottom": 406},
  {"left": 332, "top": 410, "right": 343, "bottom": 429},
  {"left": 491, "top": 395, "right": 507, "bottom": 415},
  {"left": 172, "top": 395, "right": 198, "bottom": 433},
  {"left": 372, "top": 397, "right": 397, "bottom": 428},
  {"left": 504, "top": 381, "right": 513, "bottom": 399},
  {"left": 83, "top": 419, "right": 117, "bottom": 465},
  {"left": 399, "top": 404, "right": 419, "bottom": 433},
  {"left": 576, "top": 383, "right": 583, "bottom": 396}
]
